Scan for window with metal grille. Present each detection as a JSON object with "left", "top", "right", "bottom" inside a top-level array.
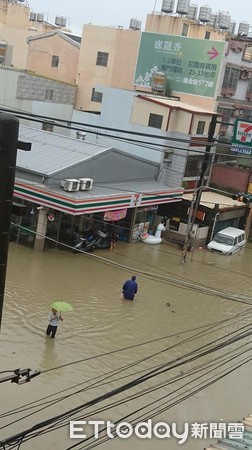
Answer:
[
  {"left": 148, "top": 113, "right": 163, "bottom": 129},
  {"left": 91, "top": 88, "right": 103, "bottom": 103},
  {"left": 205, "top": 31, "right": 211, "bottom": 40},
  {"left": 243, "top": 44, "right": 252, "bottom": 62},
  {"left": 182, "top": 23, "right": 189, "bottom": 37},
  {"left": 246, "top": 77, "right": 252, "bottom": 100},
  {"left": 222, "top": 66, "right": 240, "bottom": 90},
  {"left": 196, "top": 121, "right": 206, "bottom": 134},
  {"left": 45, "top": 89, "right": 54, "bottom": 100},
  {"left": 51, "top": 55, "right": 59, "bottom": 67},
  {"left": 96, "top": 51, "right": 109, "bottom": 67}
]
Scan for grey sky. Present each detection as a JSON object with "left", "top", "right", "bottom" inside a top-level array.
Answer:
[{"left": 28, "top": 0, "right": 252, "bottom": 36}]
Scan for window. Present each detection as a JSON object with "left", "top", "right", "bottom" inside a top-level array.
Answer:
[
  {"left": 246, "top": 77, "right": 252, "bottom": 100},
  {"left": 45, "top": 89, "right": 54, "bottom": 100},
  {"left": 243, "top": 44, "right": 252, "bottom": 62},
  {"left": 182, "top": 23, "right": 189, "bottom": 37},
  {"left": 148, "top": 113, "right": 163, "bottom": 129},
  {"left": 96, "top": 51, "right": 109, "bottom": 67},
  {"left": 184, "top": 156, "right": 203, "bottom": 177},
  {"left": 91, "top": 88, "right": 103, "bottom": 103},
  {"left": 42, "top": 122, "right": 54, "bottom": 132},
  {"left": 205, "top": 31, "right": 211, "bottom": 40},
  {"left": 51, "top": 55, "right": 59, "bottom": 67},
  {"left": 196, "top": 121, "right": 206, "bottom": 134},
  {"left": 221, "top": 66, "right": 240, "bottom": 94},
  {"left": 243, "top": 109, "right": 252, "bottom": 121}
]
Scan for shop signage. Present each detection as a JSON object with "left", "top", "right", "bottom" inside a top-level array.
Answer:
[
  {"left": 134, "top": 32, "right": 225, "bottom": 97},
  {"left": 231, "top": 119, "right": 252, "bottom": 155}
]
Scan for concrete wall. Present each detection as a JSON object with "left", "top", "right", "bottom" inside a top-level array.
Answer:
[
  {"left": 145, "top": 14, "right": 228, "bottom": 41},
  {"left": 71, "top": 87, "right": 168, "bottom": 163},
  {"left": 26, "top": 33, "right": 79, "bottom": 84},
  {"left": 75, "top": 25, "right": 141, "bottom": 111},
  {"left": 0, "top": 66, "right": 74, "bottom": 135},
  {"left": 0, "top": 0, "right": 55, "bottom": 68}
]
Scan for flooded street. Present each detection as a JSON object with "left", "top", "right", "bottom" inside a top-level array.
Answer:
[{"left": 1, "top": 240, "right": 252, "bottom": 450}]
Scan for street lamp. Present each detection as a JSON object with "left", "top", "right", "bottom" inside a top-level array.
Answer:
[{"left": 180, "top": 159, "right": 237, "bottom": 264}]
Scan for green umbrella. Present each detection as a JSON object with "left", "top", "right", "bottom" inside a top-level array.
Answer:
[{"left": 50, "top": 300, "right": 74, "bottom": 312}]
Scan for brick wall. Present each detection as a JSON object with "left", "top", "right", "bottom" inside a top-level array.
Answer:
[{"left": 210, "top": 165, "right": 250, "bottom": 192}]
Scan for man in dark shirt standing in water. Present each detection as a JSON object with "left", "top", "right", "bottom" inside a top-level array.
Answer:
[{"left": 122, "top": 275, "right": 138, "bottom": 300}]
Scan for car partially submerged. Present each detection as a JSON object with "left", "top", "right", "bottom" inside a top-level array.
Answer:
[{"left": 207, "top": 227, "right": 246, "bottom": 255}]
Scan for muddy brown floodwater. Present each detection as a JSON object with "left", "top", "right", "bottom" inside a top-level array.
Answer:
[{"left": 0, "top": 240, "right": 252, "bottom": 450}]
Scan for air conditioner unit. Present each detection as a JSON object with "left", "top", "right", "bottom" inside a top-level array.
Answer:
[
  {"left": 60, "top": 179, "right": 80, "bottom": 192},
  {"left": 79, "top": 178, "right": 93, "bottom": 191}
]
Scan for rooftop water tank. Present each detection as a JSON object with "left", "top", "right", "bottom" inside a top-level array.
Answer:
[
  {"left": 218, "top": 13, "right": 231, "bottom": 29},
  {"left": 176, "top": 0, "right": 190, "bottom": 15},
  {"left": 129, "top": 18, "right": 141, "bottom": 30},
  {"left": 198, "top": 6, "right": 211, "bottom": 23},
  {"left": 55, "top": 16, "right": 67, "bottom": 27},
  {"left": 161, "top": 0, "right": 175, "bottom": 13},
  {"left": 151, "top": 72, "right": 166, "bottom": 92},
  {"left": 187, "top": 4, "right": 198, "bottom": 20},
  {"left": 238, "top": 21, "right": 250, "bottom": 36},
  {"left": 29, "top": 12, "right": 36, "bottom": 21},
  {"left": 209, "top": 13, "right": 218, "bottom": 27},
  {"left": 36, "top": 13, "right": 44, "bottom": 22},
  {"left": 228, "top": 20, "right": 236, "bottom": 35}
]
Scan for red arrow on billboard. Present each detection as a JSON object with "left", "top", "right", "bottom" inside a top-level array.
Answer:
[{"left": 207, "top": 46, "right": 219, "bottom": 60}]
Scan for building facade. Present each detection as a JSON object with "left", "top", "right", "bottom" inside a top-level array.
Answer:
[
  {"left": 0, "top": 65, "right": 76, "bottom": 134},
  {"left": 12, "top": 126, "right": 184, "bottom": 251},
  {"left": 26, "top": 30, "right": 80, "bottom": 85},
  {"left": 0, "top": 0, "right": 56, "bottom": 68}
]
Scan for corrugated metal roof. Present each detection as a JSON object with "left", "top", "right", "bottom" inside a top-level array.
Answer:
[
  {"left": 137, "top": 95, "right": 216, "bottom": 115},
  {"left": 51, "top": 180, "right": 181, "bottom": 198},
  {"left": 15, "top": 178, "right": 180, "bottom": 200},
  {"left": 17, "top": 126, "right": 111, "bottom": 176},
  {"left": 183, "top": 191, "right": 246, "bottom": 210}
]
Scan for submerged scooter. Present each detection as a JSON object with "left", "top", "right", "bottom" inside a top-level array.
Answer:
[
  {"left": 72, "top": 232, "right": 96, "bottom": 253},
  {"left": 92, "top": 230, "right": 111, "bottom": 249}
]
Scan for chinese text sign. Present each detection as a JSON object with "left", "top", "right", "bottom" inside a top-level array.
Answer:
[{"left": 134, "top": 32, "right": 225, "bottom": 98}]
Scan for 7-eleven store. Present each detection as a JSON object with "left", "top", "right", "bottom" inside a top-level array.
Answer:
[{"left": 12, "top": 180, "right": 184, "bottom": 251}]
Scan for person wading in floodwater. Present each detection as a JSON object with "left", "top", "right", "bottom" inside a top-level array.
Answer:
[
  {"left": 46, "top": 308, "right": 63, "bottom": 338},
  {"left": 122, "top": 275, "right": 138, "bottom": 300}
]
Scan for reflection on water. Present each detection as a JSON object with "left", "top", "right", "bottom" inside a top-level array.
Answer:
[{"left": 0, "top": 241, "right": 252, "bottom": 449}]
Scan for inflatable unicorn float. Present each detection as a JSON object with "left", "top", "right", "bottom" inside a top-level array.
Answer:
[{"left": 140, "top": 220, "right": 166, "bottom": 245}]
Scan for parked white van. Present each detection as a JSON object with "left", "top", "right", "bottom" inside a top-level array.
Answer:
[{"left": 207, "top": 227, "right": 246, "bottom": 255}]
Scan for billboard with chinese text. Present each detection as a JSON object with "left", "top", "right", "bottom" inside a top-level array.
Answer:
[
  {"left": 134, "top": 32, "right": 225, "bottom": 98},
  {"left": 231, "top": 119, "right": 252, "bottom": 156}
]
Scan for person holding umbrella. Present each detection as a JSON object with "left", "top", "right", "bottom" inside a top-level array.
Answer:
[
  {"left": 46, "top": 308, "right": 63, "bottom": 338},
  {"left": 46, "top": 300, "right": 74, "bottom": 338}
]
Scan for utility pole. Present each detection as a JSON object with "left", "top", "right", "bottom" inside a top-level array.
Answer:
[
  {"left": 0, "top": 114, "right": 31, "bottom": 330},
  {"left": 180, "top": 113, "right": 218, "bottom": 264},
  {"left": 0, "top": 114, "right": 19, "bottom": 330}
]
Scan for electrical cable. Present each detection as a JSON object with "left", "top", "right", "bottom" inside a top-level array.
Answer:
[
  {"left": 10, "top": 223, "right": 252, "bottom": 307},
  {"left": 1, "top": 322, "right": 251, "bottom": 447},
  {"left": 2, "top": 309, "right": 251, "bottom": 427}
]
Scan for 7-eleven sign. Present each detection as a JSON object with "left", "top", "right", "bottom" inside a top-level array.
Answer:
[{"left": 232, "top": 119, "right": 252, "bottom": 155}]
